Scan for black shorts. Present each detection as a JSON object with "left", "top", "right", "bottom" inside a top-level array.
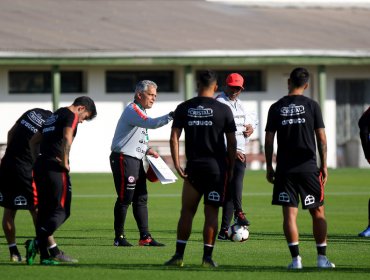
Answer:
[
  {"left": 0, "top": 157, "right": 37, "bottom": 210},
  {"left": 272, "top": 171, "right": 324, "bottom": 209},
  {"left": 185, "top": 158, "right": 227, "bottom": 207}
]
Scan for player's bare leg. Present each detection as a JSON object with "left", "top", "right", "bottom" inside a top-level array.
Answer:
[
  {"left": 309, "top": 206, "right": 335, "bottom": 268},
  {"left": 283, "top": 206, "right": 299, "bottom": 243},
  {"left": 309, "top": 206, "right": 327, "bottom": 244},
  {"left": 283, "top": 206, "right": 302, "bottom": 269},
  {"left": 164, "top": 180, "right": 201, "bottom": 267},
  {"left": 2, "top": 208, "right": 23, "bottom": 261},
  {"left": 177, "top": 180, "right": 202, "bottom": 241},
  {"left": 202, "top": 204, "right": 219, "bottom": 267}
]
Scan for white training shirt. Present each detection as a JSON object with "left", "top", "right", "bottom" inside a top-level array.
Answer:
[
  {"left": 216, "top": 92, "right": 259, "bottom": 153},
  {"left": 111, "top": 101, "right": 172, "bottom": 160}
]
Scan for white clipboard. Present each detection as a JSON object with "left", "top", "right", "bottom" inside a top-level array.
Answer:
[{"left": 146, "top": 155, "right": 178, "bottom": 184}]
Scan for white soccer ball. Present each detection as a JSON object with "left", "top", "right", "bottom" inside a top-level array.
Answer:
[{"left": 227, "top": 223, "right": 249, "bottom": 242}]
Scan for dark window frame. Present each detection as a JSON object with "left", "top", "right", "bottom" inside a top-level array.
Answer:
[
  {"left": 8, "top": 70, "right": 86, "bottom": 94},
  {"left": 106, "top": 70, "right": 175, "bottom": 93}
]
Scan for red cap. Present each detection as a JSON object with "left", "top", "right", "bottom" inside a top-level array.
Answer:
[{"left": 226, "top": 73, "right": 244, "bottom": 89}]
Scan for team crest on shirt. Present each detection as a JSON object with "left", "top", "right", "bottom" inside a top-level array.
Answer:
[
  {"left": 14, "top": 196, "right": 27, "bottom": 206},
  {"left": 208, "top": 191, "right": 220, "bottom": 202},
  {"left": 304, "top": 195, "right": 315, "bottom": 206}
]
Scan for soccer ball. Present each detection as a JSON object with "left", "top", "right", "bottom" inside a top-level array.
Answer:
[{"left": 227, "top": 223, "right": 249, "bottom": 242}]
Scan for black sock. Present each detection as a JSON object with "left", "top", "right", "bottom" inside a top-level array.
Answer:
[
  {"left": 317, "top": 245, "right": 327, "bottom": 256},
  {"left": 203, "top": 244, "right": 214, "bottom": 259},
  {"left": 9, "top": 245, "right": 20, "bottom": 255},
  {"left": 38, "top": 238, "right": 50, "bottom": 260},
  {"left": 175, "top": 241, "right": 187, "bottom": 256},
  {"left": 140, "top": 232, "right": 151, "bottom": 240},
  {"left": 49, "top": 246, "right": 61, "bottom": 257},
  {"left": 288, "top": 244, "right": 300, "bottom": 258}
]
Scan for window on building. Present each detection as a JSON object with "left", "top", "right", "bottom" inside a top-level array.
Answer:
[
  {"left": 61, "top": 71, "right": 85, "bottom": 93},
  {"left": 106, "top": 71, "right": 175, "bottom": 93},
  {"left": 195, "top": 70, "right": 265, "bottom": 92},
  {"left": 8, "top": 71, "right": 85, "bottom": 94}
]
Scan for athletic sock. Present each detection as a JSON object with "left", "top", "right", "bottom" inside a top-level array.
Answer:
[
  {"left": 203, "top": 244, "right": 214, "bottom": 259},
  {"left": 288, "top": 242, "right": 300, "bottom": 258},
  {"left": 48, "top": 244, "right": 61, "bottom": 257},
  {"left": 175, "top": 240, "right": 187, "bottom": 256},
  {"left": 316, "top": 243, "right": 327, "bottom": 256},
  {"left": 9, "top": 244, "right": 20, "bottom": 255}
]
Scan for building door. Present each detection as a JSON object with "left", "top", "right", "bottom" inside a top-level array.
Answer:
[{"left": 336, "top": 79, "right": 370, "bottom": 167}]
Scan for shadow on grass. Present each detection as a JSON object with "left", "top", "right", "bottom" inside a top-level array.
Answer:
[{"left": 1, "top": 262, "right": 369, "bottom": 273}]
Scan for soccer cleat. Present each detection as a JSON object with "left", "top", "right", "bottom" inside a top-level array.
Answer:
[
  {"left": 217, "top": 228, "right": 229, "bottom": 241},
  {"left": 317, "top": 255, "right": 335, "bottom": 268},
  {"left": 234, "top": 211, "right": 251, "bottom": 226},
  {"left": 287, "top": 256, "right": 303, "bottom": 269},
  {"left": 40, "top": 258, "right": 60, "bottom": 265},
  {"left": 25, "top": 239, "right": 38, "bottom": 265},
  {"left": 139, "top": 235, "right": 165, "bottom": 246},
  {"left": 114, "top": 235, "right": 133, "bottom": 247},
  {"left": 358, "top": 226, "right": 370, "bottom": 237},
  {"left": 10, "top": 253, "right": 23, "bottom": 262},
  {"left": 164, "top": 253, "right": 184, "bottom": 267},
  {"left": 202, "top": 256, "right": 218, "bottom": 268},
  {"left": 52, "top": 251, "right": 78, "bottom": 263}
]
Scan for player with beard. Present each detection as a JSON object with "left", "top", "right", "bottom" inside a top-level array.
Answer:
[{"left": 26, "top": 96, "right": 97, "bottom": 265}]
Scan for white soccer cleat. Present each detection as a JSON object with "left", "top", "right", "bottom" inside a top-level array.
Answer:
[
  {"left": 317, "top": 255, "right": 335, "bottom": 268},
  {"left": 358, "top": 226, "right": 370, "bottom": 237},
  {"left": 287, "top": 255, "right": 302, "bottom": 269}
]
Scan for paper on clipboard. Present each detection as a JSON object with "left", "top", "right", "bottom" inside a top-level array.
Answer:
[{"left": 146, "top": 155, "right": 178, "bottom": 184}]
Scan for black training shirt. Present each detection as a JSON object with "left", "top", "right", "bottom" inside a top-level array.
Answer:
[
  {"left": 172, "top": 96, "right": 236, "bottom": 161},
  {"left": 265, "top": 95, "right": 325, "bottom": 173},
  {"left": 40, "top": 107, "right": 78, "bottom": 160},
  {"left": 5, "top": 108, "right": 52, "bottom": 165}
]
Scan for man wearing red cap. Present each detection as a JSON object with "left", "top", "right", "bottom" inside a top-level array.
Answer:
[{"left": 216, "top": 73, "right": 258, "bottom": 240}]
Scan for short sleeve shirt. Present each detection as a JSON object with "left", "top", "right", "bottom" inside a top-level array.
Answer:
[
  {"left": 5, "top": 108, "right": 52, "bottom": 166},
  {"left": 265, "top": 95, "right": 325, "bottom": 173},
  {"left": 172, "top": 96, "right": 236, "bottom": 161},
  {"left": 40, "top": 107, "right": 79, "bottom": 159}
]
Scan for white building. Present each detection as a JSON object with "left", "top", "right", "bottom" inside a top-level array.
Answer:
[{"left": 1, "top": 0, "right": 370, "bottom": 172}]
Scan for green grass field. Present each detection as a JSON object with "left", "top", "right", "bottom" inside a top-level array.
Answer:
[{"left": 1, "top": 169, "right": 369, "bottom": 280}]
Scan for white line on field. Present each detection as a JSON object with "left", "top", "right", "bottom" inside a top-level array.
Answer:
[{"left": 73, "top": 192, "right": 369, "bottom": 198}]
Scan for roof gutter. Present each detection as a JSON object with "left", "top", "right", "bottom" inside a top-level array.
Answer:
[{"left": 1, "top": 49, "right": 370, "bottom": 66}]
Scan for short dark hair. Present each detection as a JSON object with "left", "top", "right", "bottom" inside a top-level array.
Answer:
[
  {"left": 197, "top": 70, "right": 218, "bottom": 88},
  {"left": 289, "top": 67, "right": 310, "bottom": 88},
  {"left": 72, "top": 96, "right": 97, "bottom": 120}
]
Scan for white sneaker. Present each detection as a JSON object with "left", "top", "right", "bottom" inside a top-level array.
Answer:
[
  {"left": 317, "top": 255, "right": 335, "bottom": 268},
  {"left": 287, "top": 256, "right": 302, "bottom": 269},
  {"left": 358, "top": 226, "right": 370, "bottom": 237}
]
